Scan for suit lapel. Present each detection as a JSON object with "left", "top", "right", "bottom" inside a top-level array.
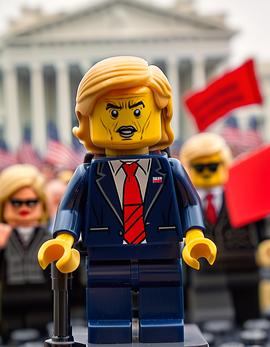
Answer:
[
  {"left": 95, "top": 157, "right": 167, "bottom": 224},
  {"left": 144, "top": 157, "right": 166, "bottom": 219},
  {"left": 215, "top": 196, "right": 228, "bottom": 229},
  {"left": 95, "top": 161, "right": 123, "bottom": 225},
  {"left": 205, "top": 197, "right": 228, "bottom": 241}
]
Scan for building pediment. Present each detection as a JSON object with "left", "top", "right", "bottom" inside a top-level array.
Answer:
[{"left": 3, "top": 0, "right": 235, "bottom": 46}]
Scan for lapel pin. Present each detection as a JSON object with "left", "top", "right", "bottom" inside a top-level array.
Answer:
[{"left": 152, "top": 176, "right": 163, "bottom": 184}]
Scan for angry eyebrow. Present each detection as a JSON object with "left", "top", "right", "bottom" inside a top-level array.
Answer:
[
  {"left": 106, "top": 103, "right": 122, "bottom": 110},
  {"left": 128, "top": 101, "right": 145, "bottom": 109}
]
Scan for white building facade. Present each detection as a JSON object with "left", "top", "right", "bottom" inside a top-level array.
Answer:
[{"left": 0, "top": 0, "right": 235, "bottom": 153}]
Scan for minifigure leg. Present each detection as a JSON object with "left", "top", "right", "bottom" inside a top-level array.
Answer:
[
  {"left": 87, "top": 287, "right": 132, "bottom": 343},
  {"left": 139, "top": 260, "right": 184, "bottom": 343},
  {"left": 87, "top": 261, "right": 132, "bottom": 343}
]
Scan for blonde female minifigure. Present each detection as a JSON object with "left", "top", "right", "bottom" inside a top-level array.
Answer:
[{"left": 0, "top": 164, "right": 51, "bottom": 343}]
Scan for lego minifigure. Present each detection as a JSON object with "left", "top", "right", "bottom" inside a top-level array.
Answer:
[
  {"left": 38, "top": 56, "right": 216, "bottom": 344},
  {"left": 0, "top": 164, "right": 51, "bottom": 342},
  {"left": 45, "top": 178, "right": 67, "bottom": 233},
  {"left": 180, "top": 132, "right": 264, "bottom": 325},
  {"left": 57, "top": 169, "right": 74, "bottom": 185},
  {"left": 256, "top": 229, "right": 270, "bottom": 316}
]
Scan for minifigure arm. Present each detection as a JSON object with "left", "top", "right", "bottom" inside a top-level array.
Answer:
[
  {"left": 53, "top": 164, "right": 89, "bottom": 241},
  {"left": 169, "top": 158, "right": 205, "bottom": 231},
  {"left": 0, "top": 223, "right": 12, "bottom": 249},
  {"left": 169, "top": 158, "right": 217, "bottom": 270},
  {"left": 182, "top": 228, "right": 217, "bottom": 270},
  {"left": 38, "top": 164, "right": 89, "bottom": 273}
]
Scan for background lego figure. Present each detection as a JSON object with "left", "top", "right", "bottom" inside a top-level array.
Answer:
[
  {"left": 180, "top": 132, "right": 264, "bottom": 326},
  {"left": 56, "top": 169, "right": 74, "bottom": 185},
  {"left": 0, "top": 164, "right": 51, "bottom": 343},
  {"left": 256, "top": 230, "right": 270, "bottom": 316},
  {"left": 45, "top": 178, "right": 67, "bottom": 233},
  {"left": 38, "top": 56, "right": 216, "bottom": 344}
]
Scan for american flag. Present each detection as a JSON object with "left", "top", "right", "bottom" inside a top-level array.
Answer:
[
  {"left": 45, "top": 122, "right": 84, "bottom": 170},
  {"left": 220, "top": 115, "right": 263, "bottom": 157},
  {"left": 17, "top": 127, "right": 43, "bottom": 168},
  {"left": 0, "top": 138, "right": 18, "bottom": 170},
  {"left": 240, "top": 116, "right": 263, "bottom": 151},
  {"left": 220, "top": 115, "right": 242, "bottom": 151},
  {"left": 152, "top": 177, "right": 163, "bottom": 184}
]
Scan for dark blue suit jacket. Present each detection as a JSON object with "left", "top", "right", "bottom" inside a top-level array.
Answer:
[{"left": 53, "top": 154, "right": 204, "bottom": 260}]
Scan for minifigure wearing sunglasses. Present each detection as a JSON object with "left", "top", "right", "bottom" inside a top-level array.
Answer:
[
  {"left": 0, "top": 164, "right": 51, "bottom": 343},
  {"left": 180, "top": 132, "right": 262, "bottom": 325}
]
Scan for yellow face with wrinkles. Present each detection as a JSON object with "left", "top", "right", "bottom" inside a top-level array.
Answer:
[{"left": 89, "top": 86, "right": 162, "bottom": 155}]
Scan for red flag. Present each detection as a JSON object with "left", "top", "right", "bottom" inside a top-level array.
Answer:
[
  {"left": 224, "top": 145, "right": 270, "bottom": 227},
  {"left": 184, "top": 59, "right": 263, "bottom": 131}
]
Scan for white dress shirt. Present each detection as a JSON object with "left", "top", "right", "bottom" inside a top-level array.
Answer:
[
  {"left": 17, "top": 227, "right": 35, "bottom": 245},
  {"left": 197, "top": 186, "right": 223, "bottom": 216},
  {"left": 109, "top": 158, "right": 152, "bottom": 208}
]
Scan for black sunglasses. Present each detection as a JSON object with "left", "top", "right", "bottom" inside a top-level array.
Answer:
[
  {"left": 192, "top": 162, "right": 222, "bottom": 173},
  {"left": 9, "top": 199, "right": 40, "bottom": 208}
]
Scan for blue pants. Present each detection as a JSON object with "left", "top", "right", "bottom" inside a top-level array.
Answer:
[{"left": 87, "top": 258, "right": 184, "bottom": 343}]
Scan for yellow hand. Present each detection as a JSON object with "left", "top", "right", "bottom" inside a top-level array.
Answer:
[
  {"left": 256, "top": 240, "right": 270, "bottom": 267},
  {"left": 0, "top": 223, "right": 12, "bottom": 249},
  {"left": 182, "top": 229, "right": 217, "bottom": 270},
  {"left": 38, "top": 233, "right": 80, "bottom": 273}
]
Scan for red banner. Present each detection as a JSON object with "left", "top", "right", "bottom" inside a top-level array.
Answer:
[
  {"left": 184, "top": 59, "right": 263, "bottom": 131},
  {"left": 225, "top": 145, "right": 270, "bottom": 227}
]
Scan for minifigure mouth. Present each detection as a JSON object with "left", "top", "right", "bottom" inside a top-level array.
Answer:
[
  {"left": 19, "top": 210, "right": 30, "bottom": 216},
  {"left": 116, "top": 126, "right": 137, "bottom": 138},
  {"left": 202, "top": 174, "right": 212, "bottom": 179}
]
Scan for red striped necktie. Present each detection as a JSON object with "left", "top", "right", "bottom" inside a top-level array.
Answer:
[
  {"left": 205, "top": 193, "right": 217, "bottom": 225},
  {"left": 122, "top": 162, "right": 146, "bottom": 244}
]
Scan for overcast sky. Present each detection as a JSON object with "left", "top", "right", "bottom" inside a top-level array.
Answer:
[{"left": 0, "top": 0, "right": 269, "bottom": 65}]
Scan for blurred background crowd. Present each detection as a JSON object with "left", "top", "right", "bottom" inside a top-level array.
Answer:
[{"left": 0, "top": 163, "right": 87, "bottom": 346}]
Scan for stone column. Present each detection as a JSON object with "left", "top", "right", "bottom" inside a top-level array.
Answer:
[
  {"left": 55, "top": 62, "right": 72, "bottom": 145},
  {"left": 3, "top": 64, "right": 21, "bottom": 150},
  {"left": 30, "top": 63, "right": 47, "bottom": 154},
  {"left": 0, "top": 72, "right": 4, "bottom": 129},
  {"left": 192, "top": 56, "right": 206, "bottom": 89},
  {"left": 79, "top": 60, "right": 91, "bottom": 75},
  {"left": 166, "top": 56, "right": 181, "bottom": 139},
  {"left": 211, "top": 55, "right": 230, "bottom": 78}
]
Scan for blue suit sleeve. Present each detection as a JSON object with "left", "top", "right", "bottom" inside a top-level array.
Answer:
[
  {"left": 53, "top": 163, "right": 89, "bottom": 241},
  {"left": 169, "top": 158, "right": 205, "bottom": 233}
]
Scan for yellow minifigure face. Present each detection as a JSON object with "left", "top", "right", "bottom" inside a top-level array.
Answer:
[
  {"left": 89, "top": 86, "right": 162, "bottom": 155},
  {"left": 4, "top": 187, "right": 43, "bottom": 228},
  {"left": 189, "top": 152, "right": 229, "bottom": 189}
]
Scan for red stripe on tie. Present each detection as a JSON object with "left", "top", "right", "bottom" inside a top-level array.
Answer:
[{"left": 122, "top": 162, "right": 146, "bottom": 244}]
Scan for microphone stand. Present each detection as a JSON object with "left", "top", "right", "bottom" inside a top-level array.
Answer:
[{"left": 44, "top": 262, "right": 85, "bottom": 347}]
